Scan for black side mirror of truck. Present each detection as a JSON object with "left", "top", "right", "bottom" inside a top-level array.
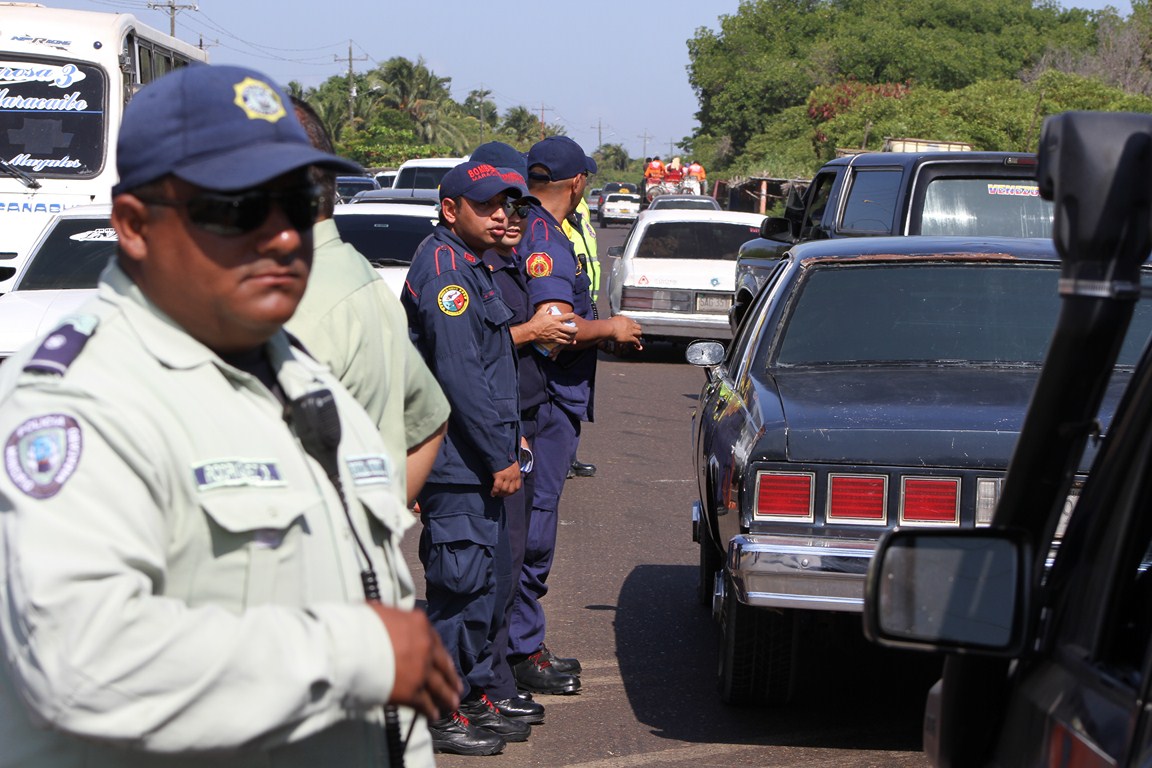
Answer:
[{"left": 759, "top": 216, "right": 795, "bottom": 243}]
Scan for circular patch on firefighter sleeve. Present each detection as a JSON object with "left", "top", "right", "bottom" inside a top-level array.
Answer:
[
  {"left": 526, "top": 252, "right": 553, "bottom": 278},
  {"left": 4, "top": 414, "right": 83, "bottom": 499},
  {"left": 437, "top": 285, "right": 470, "bottom": 316}
]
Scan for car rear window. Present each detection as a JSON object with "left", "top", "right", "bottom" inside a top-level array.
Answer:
[
  {"left": 650, "top": 198, "right": 720, "bottom": 210},
  {"left": 777, "top": 263, "right": 1062, "bottom": 366},
  {"left": 605, "top": 194, "right": 638, "bottom": 203},
  {"left": 333, "top": 213, "right": 437, "bottom": 266},
  {"left": 18, "top": 218, "right": 116, "bottom": 291},
  {"left": 634, "top": 220, "right": 761, "bottom": 261},
  {"left": 920, "top": 179, "right": 1053, "bottom": 237}
]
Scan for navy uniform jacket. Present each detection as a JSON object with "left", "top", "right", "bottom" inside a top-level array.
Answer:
[
  {"left": 402, "top": 226, "right": 519, "bottom": 486},
  {"left": 483, "top": 247, "right": 547, "bottom": 412},
  {"left": 519, "top": 204, "right": 596, "bottom": 421}
]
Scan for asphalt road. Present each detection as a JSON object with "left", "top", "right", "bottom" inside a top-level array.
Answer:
[{"left": 403, "top": 222, "right": 937, "bottom": 767}]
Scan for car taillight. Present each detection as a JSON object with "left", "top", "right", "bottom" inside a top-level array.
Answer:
[
  {"left": 901, "top": 477, "right": 960, "bottom": 524},
  {"left": 827, "top": 474, "right": 886, "bottom": 523},
  {"left": 754, "top": 471, "right": 814, "bottom": 521}
]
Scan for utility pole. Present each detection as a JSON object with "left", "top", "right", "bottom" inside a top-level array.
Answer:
[
  {"left": 593, "top": 118, "right": 603, "bottom": 150},
  {"left": 148, "top": 1, "right": 197, "bottom": 36},
  {"left": 334, "top": 41, "right": 368, "bottom": 126},
  {"left": 538, "top": 103, "right": 553, "bottom": 141},
  {"left": 638, "top": 130, "right": 652, "bottom": 157},
  {"left": 479, "top": 83, "right": 486, "bottom": 143}
]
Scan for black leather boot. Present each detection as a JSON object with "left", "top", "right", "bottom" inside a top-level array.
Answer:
[
  {"left": 458, "top": 694, "right": 531, "bottom": 742},
  {"left": 429, "top": 710, "right": 506, "bottom": 755},
  {"left": 512, "top": 650, "right": 581, "bottom": 695},
  {"left": 493, "top": 693, "right": 545, "bottom": 724}
]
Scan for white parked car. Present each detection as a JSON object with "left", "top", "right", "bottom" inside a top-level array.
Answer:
[
  {"left": 598, "top": 193, "right": 641, "bottom": 228},
  {"left": 332, "top": 202, "right": 438, "bottom": 298},
  {"left": 607, "top": 209, "right": 765, "bottom": 342},
  {"left": 0, "top": 205, "right": 111, "bottom": 363},
  {"left": 0, "top": 203, "right": 439, "bottom": 364}
]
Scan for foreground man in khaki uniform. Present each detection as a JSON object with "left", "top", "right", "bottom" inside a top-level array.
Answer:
[{"left": 0, "top": 64, "right": 459, "bottom": 767}]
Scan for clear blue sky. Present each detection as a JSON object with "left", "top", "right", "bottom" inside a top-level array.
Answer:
[{"left": 35, "top": 0, "right": 1134, "bottom": 159}]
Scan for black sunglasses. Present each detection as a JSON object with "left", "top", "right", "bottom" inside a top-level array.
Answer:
[
  {"left": 137, "top": 185, "right": 321, "bottom": 236},
  {"left": 502, "top": 199, "right": 533, "bottom": 219}
]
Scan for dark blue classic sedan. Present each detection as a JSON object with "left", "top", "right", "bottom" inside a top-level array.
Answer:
[{"left": 689, "top": 236, "right": 1152, "bottom": 706}]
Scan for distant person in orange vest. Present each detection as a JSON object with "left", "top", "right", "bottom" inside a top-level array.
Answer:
[
  {"left": 643, "top": 155, "right": 665, "bottom": 200},
  {"left": 685, "top": 159, "right": 706, "bottom": 195},
  {"left": 644, "top": 155, "right": 665, "bottom": 182}
]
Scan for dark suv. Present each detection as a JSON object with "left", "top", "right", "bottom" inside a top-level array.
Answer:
[
  {"left": 864, "top": 112, "right": 1152, "bottom": 768},
  {"left": 732, "top": 152, "right": 1054, "bottom": 327}
]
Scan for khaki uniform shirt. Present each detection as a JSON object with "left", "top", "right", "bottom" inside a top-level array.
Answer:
[
  {"left": 286, "top": 218, "right": 450, "bottom": 504},
  {"left": 0, "top": 264, "right": 418, "bottom": 767}
]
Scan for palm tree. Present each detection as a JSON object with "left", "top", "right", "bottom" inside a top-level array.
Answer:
[
  {"left": 502, "top": 106, "right": 541, "bottom": 144},
  {"left": 596, "top": 143, "right": 631, "bottom": 172}
]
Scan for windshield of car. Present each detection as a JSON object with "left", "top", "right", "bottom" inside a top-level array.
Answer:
[
  {"left": 394, "top": 165, "right": 454, "bottom": 190},
  {"left": 920, "top": 179, "right": 1053, "bottom": 237},
  {"left": 17, "top": 217, "right": 116, "bottom": 290},
  {"left": 649, "top": 198, "right": 720, "bottom": 210},
  {"left": 333, "top": 212, "right": 437, "bottom": 266},
  {"left": 336, "top": 178, "right": 376, "bottom": 198},
  {"left": 776, "top": 263, "right": 1065, "bottom": 366},
  {"left": 634, "top": 220, "right": 762, "bottom": 261},
  {"left": 605, "top": 194, "right": 637, "bottom": 204}
]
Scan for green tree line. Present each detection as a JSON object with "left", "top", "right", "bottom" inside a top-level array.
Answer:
[
  {"left": 686, "top": 0, "right": 1152, "bottom": 179},
  {"left": 289, "top": 56, "right": 645, "bottom": 173}
]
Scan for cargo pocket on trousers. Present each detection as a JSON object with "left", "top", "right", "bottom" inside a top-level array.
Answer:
[{"left": 423, "top": 513, "right": 499, "bottom": 596}]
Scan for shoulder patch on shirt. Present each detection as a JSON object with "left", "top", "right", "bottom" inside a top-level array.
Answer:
[
  {"left": 526, "top": 252, "right": 553, "bottom": 278},
  {"left": 4, "top": 414, "right": 83, "bottom": 499},
  {"left": 24, "top": 315, "right": 99, "bottom": 376},
  {"left": 438, "top": 285, "right": 469, "bottom": 316}
]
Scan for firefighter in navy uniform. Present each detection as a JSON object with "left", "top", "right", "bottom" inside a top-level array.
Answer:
[
  {"left": 401, "top": 161, "right": 530, "bottom": 756},
  {"left": 470, "top": 141, "right": 580, "bottom": 726},
  {"left": 510, "top": 136, "right": 643, "bottom": 695}
]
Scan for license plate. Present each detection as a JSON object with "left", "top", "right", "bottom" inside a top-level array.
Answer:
[{"left": 697, "top": 294, "right": 731, "bottom": 312}]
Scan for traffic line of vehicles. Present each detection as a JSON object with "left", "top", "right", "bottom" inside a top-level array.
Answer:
[{"left": 4, "top": 15, "right": 1148, "bottom": 755}]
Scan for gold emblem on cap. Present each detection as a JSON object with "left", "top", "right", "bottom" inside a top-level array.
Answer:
[{"left": 233, "top": 77, "right": 286, "bottom": 123}]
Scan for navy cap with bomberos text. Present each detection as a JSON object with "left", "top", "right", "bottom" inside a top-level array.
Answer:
[
  {"left": 113, "top": 64, "right": 360, "bottom": 195},
  {"left": 439, "top": 161, "right": 525, "bottom": 203}
]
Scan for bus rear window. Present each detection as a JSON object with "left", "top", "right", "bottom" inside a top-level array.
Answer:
[{"left": 0, "top": 57, "right": 108, "bottom": 178}]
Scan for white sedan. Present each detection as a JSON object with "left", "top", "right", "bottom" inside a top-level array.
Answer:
[
  {"left": 0, "top": 204, "right": 112, "bottom": 362},
  {"left": 332, "top": 201, "right": 438, "bottom": 298},
  {"left": 607, "top": 209, "right": 765, "bottom": 343},
  {"left": 0, "top": 202, "right": 439, "bottom": 364}
]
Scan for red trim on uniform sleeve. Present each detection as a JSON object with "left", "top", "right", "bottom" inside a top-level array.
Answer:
[
  {"left": 434, "top": 245, "right": 457, "bottom": 276},
  {"left": 530, "top": 217, "right": 550, "bottom": 241}
]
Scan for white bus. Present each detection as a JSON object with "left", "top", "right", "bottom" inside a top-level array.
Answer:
[{"left": 0, "top": 3, "right": 207, "bottom": 291}]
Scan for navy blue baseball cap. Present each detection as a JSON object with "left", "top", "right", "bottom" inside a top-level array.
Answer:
[
  {"left": 471, "top": 141, "right": 528, "bottom": 178},
  {"left": 439, "top": 162, "right": 526, "bottom": 202},
  {"left": 526, "top": 136, "right": 597, "bottom": 181},
  {"left": 113, "top": 64, "right": 360, "bottom": 195}
]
